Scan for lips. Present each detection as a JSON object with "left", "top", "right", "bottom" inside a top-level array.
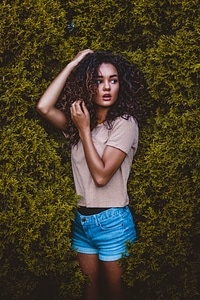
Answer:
[{"left": 102, "top": 94, "right": 111, "bottom": 101}]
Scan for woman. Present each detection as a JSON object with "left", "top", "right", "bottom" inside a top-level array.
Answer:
[{"left": 37, "top": 49, "right": 144, "bottom": 300}]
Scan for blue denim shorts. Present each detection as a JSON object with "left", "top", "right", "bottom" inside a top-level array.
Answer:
[{"left": 72, "top": 206, "right": 136, "bottom": 261}]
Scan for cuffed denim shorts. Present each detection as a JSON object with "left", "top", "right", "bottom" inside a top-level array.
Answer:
[{"left": 72, "top": 206, "right": 136, "bottom": 261}]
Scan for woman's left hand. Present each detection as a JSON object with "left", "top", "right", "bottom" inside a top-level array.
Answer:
[{"left": 70, "top": 100, "right": 90, "bottom": 133}]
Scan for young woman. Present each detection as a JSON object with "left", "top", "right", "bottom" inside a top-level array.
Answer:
[{"left": 37, "top": 49, "right": 144, "bottom": 300}]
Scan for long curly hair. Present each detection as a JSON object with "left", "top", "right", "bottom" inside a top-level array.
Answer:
[{"left": 57, "top": 51, "right": 145, "bottom": 146}]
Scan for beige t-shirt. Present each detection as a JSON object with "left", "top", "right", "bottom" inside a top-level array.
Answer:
[{"left": 71, "top": 116, "right": 138, "bottom": 207}]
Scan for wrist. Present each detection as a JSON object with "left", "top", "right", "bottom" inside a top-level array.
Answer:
[
  {"left": 67, "top": 61, "right": 77, "bottom": 72},
  {"left": 79, "top": 127, "right": 91, "bottom": 141}
]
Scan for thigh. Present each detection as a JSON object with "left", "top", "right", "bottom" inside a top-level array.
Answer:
[
  {"left": 78, "top": 253, "right": 102, "bottom": 300},
  {"left": 101, "top": 260, "right": 123, "bottom": 282},
  {"left": 100, "top": 260, "right": 125, "bottom": 300},
  {"left": 78, "top": 253, "right": 100, "bottom": 278}
]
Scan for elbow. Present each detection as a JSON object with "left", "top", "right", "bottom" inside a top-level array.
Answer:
[
  {"left": 36, "top": 102, "right": 49, "bottom": 116},
  {"left": 94, "top": 176, "right": 109, "bottom": 187}
]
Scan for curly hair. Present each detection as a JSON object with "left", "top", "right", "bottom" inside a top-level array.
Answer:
[{"left": 57, "top": 51, "right": 145, "bottom": 146}]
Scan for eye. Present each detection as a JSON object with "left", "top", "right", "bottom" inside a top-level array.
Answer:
[
  {"left": 97, "top": 79, "right": 102, "bottom": 84},
  {"left": 111, "top": 79, "right": 118, "bottom": 84}
]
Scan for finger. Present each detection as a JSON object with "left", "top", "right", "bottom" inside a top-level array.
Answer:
[
  {"left": 80, "top": 49, "right": 93, "bottom": 56},
  {"left": 81, "top": 101, "right": 88, "bottom": 114},
  {"left": 70, "top": 101, "right": 78, "bottom": 115},
  {"left": 75, "top": 100, "right": 85, "bottom": 114},
  {"left": 71, "top": 100, "right": 83, "bottom": 114},
  {"left": 70, "top": 104, "right": 74, "bottom": 117},
  {"left": 74, "top": 49, "right": 93, "bottom": 64}
]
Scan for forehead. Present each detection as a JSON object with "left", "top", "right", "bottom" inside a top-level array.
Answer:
[{"left": 97, "top": 63, "right": 118, "bottom": 76}]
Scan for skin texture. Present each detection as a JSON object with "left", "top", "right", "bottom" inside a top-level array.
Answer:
[
  {"left": 37, "top": 50, "right": 129, "bottom": 300},
  {"left": 78, "top": 253, "right": 124, "bottom": 300}
]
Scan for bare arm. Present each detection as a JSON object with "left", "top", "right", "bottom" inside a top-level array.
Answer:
[
  {"left": 82, "top": 133, "right": 126, "bottom": 187},
  {"left": 70, "top": 101, "right": 126, "bottom": 187},
  {"left": 36, "top": 49, "right": 93, "bottom": 130}
]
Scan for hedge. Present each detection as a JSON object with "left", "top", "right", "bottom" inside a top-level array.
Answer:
[{"left": 1, "top": 0, "right": 199, "bottom": 299}]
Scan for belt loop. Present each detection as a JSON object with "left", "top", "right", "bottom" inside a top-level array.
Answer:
[{"left": 94, "top": 215, "right": 99, "bottom": 226}]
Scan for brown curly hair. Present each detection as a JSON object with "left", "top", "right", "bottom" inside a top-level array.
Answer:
[{"left": 57, "top": 51, "right": 145, "bottom": 146}]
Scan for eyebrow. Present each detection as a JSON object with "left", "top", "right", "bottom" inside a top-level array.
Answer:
[{"left": 97, "top": 74, "right": 118, "bottom": 78}]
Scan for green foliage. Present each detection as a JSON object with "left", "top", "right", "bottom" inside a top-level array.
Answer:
[
  {"left": 141, "top": 30, "right": 199, "bottom": 105},
  {"left": 1, "top": 0, "right": 199, "bottom": 299},
  {"left": 0, "top": 120, "right": 85, "bottom": 299},
  {"left": 1, "top": 2, "right": 86, "bottom": 298},
  {"left": 123, "top": 11, "right": 200, "bottom": 299},
  {"left": 124, "top": 106, "right": 199, "bottom": 298},
  {"left": 1, "top": 0, "right": 75, "bottom": 125},
  {"left": 130, "top": 0, "right": 199, "bottom": 46}
]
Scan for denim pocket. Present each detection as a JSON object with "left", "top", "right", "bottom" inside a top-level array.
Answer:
[{"left": 98, "top": 212, "right": 126, "bottom": 231}]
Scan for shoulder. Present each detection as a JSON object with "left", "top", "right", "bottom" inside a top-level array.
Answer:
[
  {"left": 111, "top": 115, "right": 138, "bottom": 131},
  {"left": 106, "top": 116, "right": 138, "bottom": 154},
  {"left": 107, "top": 115, "right": 138, "bottom": 143}
]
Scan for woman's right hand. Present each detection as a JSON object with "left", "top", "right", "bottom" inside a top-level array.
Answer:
[{"left": 69, "top": 49, "right": 93, "bottom": 69}]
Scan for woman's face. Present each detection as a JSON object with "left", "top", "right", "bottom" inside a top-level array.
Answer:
[{"left": 95, "top": 63, "right": 119, "bottom": 108}]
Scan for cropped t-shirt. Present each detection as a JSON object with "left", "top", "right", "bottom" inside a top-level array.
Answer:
[{"left": 71, "top": 116, "right": 139, "bottom": 207}]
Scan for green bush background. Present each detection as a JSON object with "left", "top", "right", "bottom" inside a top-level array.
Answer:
[{"left": 1, "top": 0, "right": 199, "bottom": 299}]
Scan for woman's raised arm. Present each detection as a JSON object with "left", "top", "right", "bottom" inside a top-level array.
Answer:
[{"left": 36, "top": 49, "right": 93, "bottom": 130}]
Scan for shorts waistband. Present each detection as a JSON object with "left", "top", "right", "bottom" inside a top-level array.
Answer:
[
  {"left": 76, "top": 206, "right": 129, "bottom": 223},
  {"left": 78, "top": 206, "right": 110, "bottom": 215}
]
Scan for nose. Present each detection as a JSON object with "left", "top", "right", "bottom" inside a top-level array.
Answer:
[{"left": 103, "top": 80, "right": 110, "bottom": 91}]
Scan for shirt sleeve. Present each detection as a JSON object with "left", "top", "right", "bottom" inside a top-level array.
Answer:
[{"left": 106, "top": 117, "right": 139, "bottom": 154}]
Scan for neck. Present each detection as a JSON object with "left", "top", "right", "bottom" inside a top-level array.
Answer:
[{"left": 97, "top": 107, "right": 109, "bottom": 124}]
